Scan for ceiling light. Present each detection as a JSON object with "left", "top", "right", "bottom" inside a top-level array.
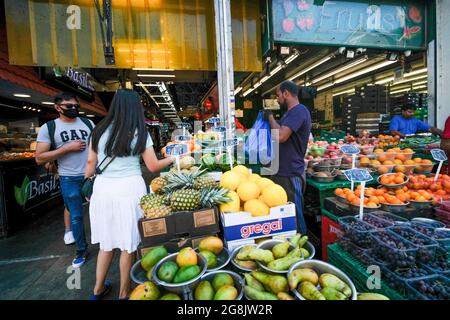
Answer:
[
  {"left": 375, "top": 69, "right": 427, "bottom": 85},
  {"left": 242, "top": 88, "right": 254, "bottom": 97},
  {"left": 133, "top": 68, "right": 175, "bottom": 71},
  {"left": 393, "top": 74, "right": 427, "bottom": 85},
  {"left": 86, "top": 114, "right": 95, "bottom": 118},
  {"left": 332, "top": 88, "right": 355, "bottom": 97},
  {"left": 137, "top": 74, "right": 175, "bottom": 78},
  {"left": 22, "top": 106, "right": 27, "bottom": 109},
  {"left": 41, "top": 101, "right": 54, "bottom": 105},
  {"left": 288, "top": 54, "right": 334, "bottom": 82},
  {"left": 32, "top": 108, "right": 36, "bottom": 111},
  {"left": 311, "top": 56, "right": 368, "bottom": 84},
  {"left": 79, "top": 111, "right": 85, "bottom": 114},
  {"left": 234, "top": 87, "right": 242, "bottom": 95},
  {"left": 14, "top": 93, "right": 31, "bottom": 98},
  {"left": 37, "top": 109, "right": 41, "bottom": 112},
  {"left": 390, "top": 85, "right": 427, "bottom": 95}
]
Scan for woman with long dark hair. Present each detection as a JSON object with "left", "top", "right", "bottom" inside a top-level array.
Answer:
[{"left": 85, "top": 89, "right": 174, "bottom": 299}]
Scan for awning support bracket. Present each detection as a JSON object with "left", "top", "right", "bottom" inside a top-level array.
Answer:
[{"left": 94, "top": 0, "right": 115, "bottom": 65}]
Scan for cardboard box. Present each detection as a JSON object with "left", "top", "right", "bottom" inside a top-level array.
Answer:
[
  {"left": 220, "top": 203, "right": 297, "bottom": 250},
  {"left": 224, "top": 231, "right": 297, "bottom": 252},
  {"left": 137, "top": 233, "right": 218, "bottom": 259},
  {"left": 138, "top": 207, "right": 220, "bottom": 247}
]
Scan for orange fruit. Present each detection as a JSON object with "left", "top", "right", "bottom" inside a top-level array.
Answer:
[
  {"left": 397, "top": 194, "right": 408, "bottom": 203},
  {"left": 395, "top": 189, "right": 405, "bottom": 195},
  {"left": 369, "top": 196, "right": 380, "bottom": 205},
  {"left": 422, "top": 159, "right": 432, "bottom": 164},
  {"left": 394, "top": 159, "right": 403, "bottom": 165},
  {"left": 374, "top": 149, "right": 384, "bottom": 153},
  {"left": 396, "top": 154, "right": 406, "bottom": 162},
  {"left": 383, "top": 160, "right": 394, "bottom": 165},
  {"left": 360, "top": 157, "right": 370, "bottom": 164},
  {"left": 347, "top": 193, "right": 356, "bottom": 202},
  {"left": 404, "top": 148, "right": 414, "bottom": 153},
  {"left": 413, "top": 158, "right": 423, "bottom": 163},
  {"left": 404, "top": 160, "right": 415, "bottom": 165},
  {"left": 415, "top": 195, "right": 427, "bottom": 202},
  {"left": 371, "top": 160, "right": 381, "bottom": 166},
  {"left": 394, "top": 177, "right": 404, "bottom": 184},
  {"left": 395, "top": 165, "right": 406, "bottom": 173},
  {"left": 366, "top": 202, "right": 378, "bottom": 208},
  {"left": 378, "top": 165, "right": 390, "bottom": 175},
  {"left": 375, "top": 189, "right": 384, "bottom": 196},
  {"left": 377, "top": 154, "right": 387, "bottom": 162},
  {"left": 351, "top": 198, "right": 361, "bottom": 206},
  {"left": 335, "top": 188, "right": 344, "bottom": 196}
]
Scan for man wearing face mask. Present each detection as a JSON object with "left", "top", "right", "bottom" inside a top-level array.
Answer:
[
  {"left": 35, "top": 92, "right": 94, "bottom": 268},
  {"left": 262, "top": 81, "right": 312, "bottom": 234}
]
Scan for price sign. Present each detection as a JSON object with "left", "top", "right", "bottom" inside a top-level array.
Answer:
[
  {"left": 220, "top": 138, "right": 239, "bottom": 148},
  {"left": 177, "top": 123, "right": 191, "bottom": 129},
  {"left": 340, "top": 144, "right": 360, "bottom": 155},
  {"left": 431, "top": 149, "right": 448, "bottom": 162},
  {"left": 343, "top": 169, "right": 373, "bottom": 183},
  {"left": 165, "top": 144, "right": 188, "bottom": 156},
  {"left": 213, "top": 126, "right": 227, "bottom": 132},
  {"left": 208, "top": 117, "right": 220, "bottom": 124},
  {"left": 175, "top": 135, "right": 192, "bottom": 142}
]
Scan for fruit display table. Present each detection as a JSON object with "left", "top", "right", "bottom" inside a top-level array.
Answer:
[{"left": 327, "top": 243, "right": 406, "bottom": 300}]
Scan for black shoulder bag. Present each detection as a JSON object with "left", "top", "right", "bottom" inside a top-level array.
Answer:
[{"left": 81, "top": 155, "right": 116, "bottom": 201}]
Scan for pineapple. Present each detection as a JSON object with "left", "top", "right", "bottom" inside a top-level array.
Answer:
[
  {"left": 140, "top": 194, "right": 168, "bottom": 210},
  {"left": 150, "top": 176, "right": 167, "bottom": 194},
  {"left": 193, "top": 175, "right": 217, "bottom": 190},
  {"left": 199, "top": 187, "right": 232, "bottom": 208},
  {"left": 144, "top": 205, "right": 172, "bottom": 219},
  {"left": 170, "top": 189, "right": 201, "bottom": 212},
  {"left": 163, "top": 170, "right": 205, "bottom": 192}
]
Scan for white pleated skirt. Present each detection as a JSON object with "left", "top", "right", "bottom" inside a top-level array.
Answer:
[{"left": 89, "top": 175, "right": 146, "bottom": 254}]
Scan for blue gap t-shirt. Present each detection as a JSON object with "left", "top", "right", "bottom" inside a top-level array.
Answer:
[{"left": 277, "top": 104, "right": 312, "bottom": 176}]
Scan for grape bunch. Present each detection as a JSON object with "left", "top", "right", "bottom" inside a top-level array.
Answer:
[
  {"left": 427, "top": 251, "right": 449, "bottom": 273},
  {"left": 339, "top": 238, "right": 364, "bottom": 260},
  {"left": 410, "top": 224, "right": 435, "bottom": 238},
  {"left": 394, "top": 265, "right": 432, "bottom": 279},
  {"left": 410, "top": 278, "right": 450, "bottom": 300},
  {"left": 390, "top": 226, "right": 437, "bottom": 263},
  {"left": 373, "top": 231, "right": 416, "bottom": 268},
  {"left": 340, "top": 217, "right": 375, "bottom": 248},
  {"left": 384, "top": 265, "right": 432, "bottom": 295},
  {"left": 372, "top": 213, "right": 404, "bottom": 224},
  {"left": 363, "top": 215, "right": 393, "bottom": 229},
  {"left": 434, "top": 229, "right": 450, "bottom": 240}
]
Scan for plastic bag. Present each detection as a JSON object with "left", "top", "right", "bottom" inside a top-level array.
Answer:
[{"left": 245, "top": 111, "right": 272, "bottom": 165}]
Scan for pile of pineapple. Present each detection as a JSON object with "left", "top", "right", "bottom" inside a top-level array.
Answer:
[
  {"left": 141, "top": 170, "right": 231, "bottom": 219},
  {"left": 219, "top": 165, "right": 288, "bottom": 217}
]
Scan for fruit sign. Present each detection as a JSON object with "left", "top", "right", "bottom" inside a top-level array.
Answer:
[
  {"left": 174, "top": 135, "right": 192, "bottom": 142},
  {"left": 431, "top": 149, "right": 448, "bottom": 162},
  {"left": 177, "top": 123, "right": 191, "bottom": 129},
  {"left": 220, "top": 138, "right": 239, "bottom": 148},
  {"left": 340, "top": 144, "right": 360, "bottom": 155},
  {"left": 272, "top": 0, "right": 425, "bottom": 50},
  {"left": 343, "top": 169, "right": 373, "bottom": 182},
  {"left": 213, "top": 126, "right": 227, "bottom": 132},
  {"left": 165, "top": 144, "right": 188, "bottom": 156}
]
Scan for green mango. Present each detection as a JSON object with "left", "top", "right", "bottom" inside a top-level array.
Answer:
[
  {"left": 194, "top": 281, "right": 215, "bottom": 300},
  {"left": 214, "top": 285, "right": 238, "bottom": 300},
  {"left": 146, "top": 266, "right": 154, "bottom": 281},
  {"left": 200, "top": 250, "right": 218, "bottom": 269},
  {"left": 173, "top": 265, "right": 201, "bottom": 283},
  {"left": 141, "top": 246, "right": 168, "bottom": 271},
  {"left": 157, "top": 261, "right": 179, "bottom": 283},
  {"left": 212, "top": 273, "right": 235, "bottom": 292},
  {"left": 159, "top": 293, "right": 181, "bottom": 300},
  {"left": 129, "top": 282, "right": 160, "bottom": 300}
]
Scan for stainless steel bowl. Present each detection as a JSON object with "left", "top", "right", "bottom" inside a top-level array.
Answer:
[
  {"left": 377, "top": 173, "right": 409, "bottom": 189},
  {"left": 409, "top": 200, "right": 433, "bottom": 210},
  {"left": 312, "top": 173, "right": 336, "bottom": 183},
  {"left": 230, "top": 244, "right": 258, "bottom": 273},
  {"left": 313, "top": 164, "right": 340, "bottom": 173},
  {"left": 380, "top": 202, "right": 410, "bottom": 213},
  {"left": 130, "top": 259, "right": 149, "bottom": 285},
  {"left": 195, "top": 247, "right": 231, "bottom": 272},
  {"left": 255, "top": 239, "right": 303, "bottom": 274},
  {"left": 288, "top": 259, "right": 357, "bottom": 300},
  {"left": 152, "top": 252, "right": 208, "bottom": 294},
  {"left": 193, "top": 270, "right": 245, "bottom": 300}
]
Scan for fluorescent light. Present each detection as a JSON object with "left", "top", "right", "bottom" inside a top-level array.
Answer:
[
  {"left": 311, "top": 56, "right": 368, "bottom": 84},
  {"left": 135, "top": 83, "right": 161, "bottom": 87},
  {"left": 37, "top": 109, "right": 41, "bottom": 112},
  {"left": 242, "top": 88, "right": 254, "bottom": 97},
  {"left": 318, "top": 60, "right": 397, "bottom": 91},
  {"left": 289, "top": 55, "right": 333, "bottom": 82},
  {"left": 332, "top": 88, "right": 355, "bottom": 97},
  {"left": 393, "top": 74, "right": 427, "bottom": 85},
  {"left": 133, "top": 68, "right": 174, "bottom": 71},
  {"left": 79, "top": 111, "right": 85, "bottom": 114},
  {"left": 375, "top": 68, "right": 427, "bottom": 85},
  {"left": 234, "top": 87, "right": 242, "bottom": 95},
  {"left": 22, "top": 106, "right": 27, "bottom": 109},
  {"left": 390, "top": 85, "right": 427, "bottom": 95},
  {"left": 14, "top": 93, "right": 31, "bottom": 98},
  {"left": 41, "top": 101, "right": 54, "bottom": 105},
  {"left": 32, "top": 108, "right": 36, "bottom": 111},
  {"left": 137, "top": 74, "right": 175, "bottom": 78},
  {"left": 86, "top": 114, "right": 95, "bottom": 118}
]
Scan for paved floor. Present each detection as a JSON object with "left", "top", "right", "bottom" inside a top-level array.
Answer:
[{"left": 0, "top": 203, "right": 131, "bottom": 300}]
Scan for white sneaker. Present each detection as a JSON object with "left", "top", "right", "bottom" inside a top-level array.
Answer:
[{"left": 64, "top": 231, "right": 75, "bottom": 245}]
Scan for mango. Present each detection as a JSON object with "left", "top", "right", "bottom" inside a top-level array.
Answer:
[
  {"left": 272, "top": 241, "right": 290, "bottom": 259},
  {"left": 288, "top": 268, "right": 319, "bottom": 290},
  {"left": 233, "top": 259, "right": 257, "bottom": 270},
  {"left": 159, "top": 293, "right": 181, "bottom": 300},
  {"left": 299, "top": 281, "right": 325, "bottom": 300},
  {"left": 157, "top": 261, "right": 179, "bottom": 283},
  {"left": 244, "top": 286, "right": 278, "bottom": 300},
  {"left": 141, "top": 246, "right": 168, "bottom": 271},
  {"left": 198, "top": 236, "right": 224, "bottom": 255},
  {"left": 176, "top": 247, "right": 197, "bottom": 267},
  {"left": 129, "top": 282, "right": 160, "bottom": 300},
  {"left": 214, "top": 285, "right": 238, "bottom": 300},
  {"left": 212, "top": 273, "right": 234, "bottom": 292},
  {"left": 200, "top": 250, "right": 218, "bottom": 269},
  {"left": 194, "top": 281, "right": 215, "bottom": 300},
  {"left": 173, "top": 265, "right": 201, "bottom": 283}
]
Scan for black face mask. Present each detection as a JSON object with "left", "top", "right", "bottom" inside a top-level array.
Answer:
[{"left": 61, "top": 108, "right": 79, "bottom": 119}]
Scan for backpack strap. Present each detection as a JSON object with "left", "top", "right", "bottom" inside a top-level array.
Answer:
[
  {"left": 47, "top": 120, "right": 56, "bottom": 151},
  {"left": 79, "top": 117, "right": 94, "bottom": 132}
]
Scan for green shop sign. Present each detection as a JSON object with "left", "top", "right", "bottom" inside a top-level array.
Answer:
[{"left": 272, "top": 0, "right": 426, "bottom": 50}]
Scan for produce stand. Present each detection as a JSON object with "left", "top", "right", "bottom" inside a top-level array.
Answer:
[{"left": 328, "top": 243, "right": 407, "bottom": 300}]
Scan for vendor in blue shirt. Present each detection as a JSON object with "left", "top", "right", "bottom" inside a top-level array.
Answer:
[
  {"left": 390, "top": 104, "right": 442, "bottom": 137},
  {"left": 263, "top": 80, "right": 312, "bottom": 234}
]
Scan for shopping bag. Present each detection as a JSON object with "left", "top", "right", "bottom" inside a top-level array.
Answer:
[{"left": 245, "top": 111, "right": 272, "bottom": 165}]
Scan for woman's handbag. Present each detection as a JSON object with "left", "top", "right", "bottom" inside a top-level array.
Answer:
[{"left": 81, "top": 155, "right": 116, "bottom": 200}]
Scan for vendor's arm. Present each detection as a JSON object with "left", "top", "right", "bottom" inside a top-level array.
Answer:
[
  {"left": 430, "top": 127, "right": 443, "bottom": 137},
  {"left": 415, "top": 119, "right": 443, "bottom": 137},
  {"left": 267, "top": 114, "right": 293, "bottom": 143},
  {"left": 389, "top": 116, "right": 404, "bottom": 137}
]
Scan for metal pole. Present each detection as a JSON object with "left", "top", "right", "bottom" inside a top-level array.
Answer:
[{"left": 214, "top": 0, "right": 236, "bottom": 140}]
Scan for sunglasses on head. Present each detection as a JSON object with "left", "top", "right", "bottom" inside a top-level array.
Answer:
[{"left": 59, "top": 103, "right": 80, "bottom": 109}]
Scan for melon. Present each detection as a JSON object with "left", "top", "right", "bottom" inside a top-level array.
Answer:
[
  {"left": 248, "top": 173, "right": 261, "bottom": 183},
  {"left": 237, "top": 181, "right": 261, "bottom": 202},
  {"left": 262, "top": 184, "right": 288, "bottom": 207},
  {"left": 220, "top": 191, "right": 240, "bottom": 213},
  {"left": 232, "top": 165, "right": 250, "bottom": 177},
  {"left": 256, "top": 178, "right": 275, "bottom": 190},
  {"left": 244, "top": 199, "right": 270, "bottom": 217},
  {"left": 220, "top": 171, "right": 242, "bottom": 191}
]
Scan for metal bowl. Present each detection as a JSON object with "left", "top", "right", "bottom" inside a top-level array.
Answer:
[
  {"left": 377, "top": 173, "right": 409, "bottom": 189},
  {"left": 193, "top": 270, "right": 245, "bottom": 300},
  {"left": 409, "top": 200, "right": 433, "bottom": 210},
  {"left": 380, "top": 202, "right": 410, "bottom": 213},
  {"left": 152, "top": 252, "right": 208, "bottom": 294},
  {"left": 313, "top": 163, "right": 340, "bottom": 173},
  {"left": 130, "top": 259, "right": 150, "bottom": 285},
  {"left": 288, "top": 259, "right": 357, "bottom": 300},
  {"left": 349, "top": 202, "right": 381, "bottom": 214},
  {"left": 194, "top": 247, "right": 231, "bottom": 272},
  {"left": 335, "top": 194, "right": 348, "bottom": 204},
  {"left": 255, "top": 239, "right": 304, "bottom": 274},
  {"left": 411, "top": 218, "right": 446, "bottom": 229},
  {"left": 311, "top": 173, "right": 336, "bottom": 183},
  {"left": 230, "top": 244, "right": 258, "bottom": 273}
]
